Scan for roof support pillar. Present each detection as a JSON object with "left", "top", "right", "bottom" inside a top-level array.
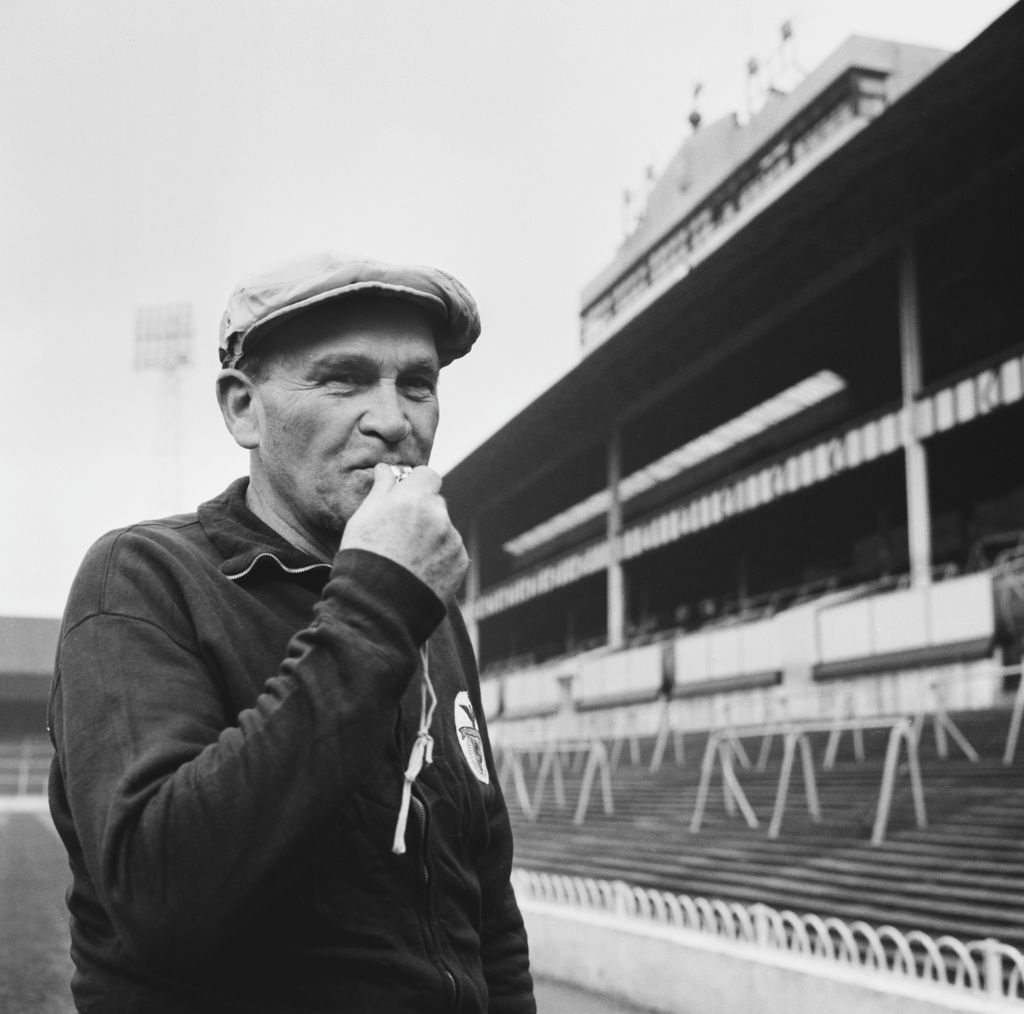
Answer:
[
  {"left": 607, "top": 427, "right": 626, "bottom": 650},
  {"left": 899, "top": 239, "right": 933, "bottom": 588}
]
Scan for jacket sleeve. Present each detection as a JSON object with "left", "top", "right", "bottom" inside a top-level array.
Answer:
[
  {"left": 480, "top": 858, "right": 536, "bottom": 1013},
  {"left": 49, "top": 533, "right": 444, "bottom": 969}
]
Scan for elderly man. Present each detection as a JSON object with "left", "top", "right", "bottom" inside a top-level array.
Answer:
[{"left": 48, "top": 254, "right": 536, "bottom": 1013}]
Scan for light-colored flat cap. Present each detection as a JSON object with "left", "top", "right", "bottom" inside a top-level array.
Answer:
[{"left": 218, "top": 252, "right": 481, "bottom": 368}]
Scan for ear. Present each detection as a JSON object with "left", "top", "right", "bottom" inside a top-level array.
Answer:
[{"left": 216, "top": 369, "right": 262, "bottom": 450}]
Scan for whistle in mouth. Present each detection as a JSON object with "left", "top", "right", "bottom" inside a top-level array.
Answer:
[{"left": 390, "top": 465, "right": 413, "bottom": 483}]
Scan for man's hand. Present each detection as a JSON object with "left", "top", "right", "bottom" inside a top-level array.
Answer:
[{"left": 340, "top": 463, "right": 469, "bottom": 602}]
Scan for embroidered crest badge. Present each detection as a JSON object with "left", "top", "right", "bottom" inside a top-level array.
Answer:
[{"left": 454, "top": 691, "right": 489, "bottom": 784}]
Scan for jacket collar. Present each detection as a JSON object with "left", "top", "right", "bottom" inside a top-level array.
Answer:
[{"left": 198, "top": 478, "right": 332, "bottom": 580}]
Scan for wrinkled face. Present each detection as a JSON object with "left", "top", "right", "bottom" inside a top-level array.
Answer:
[{"left": 249, "top": 296, "right": 440, "bottom": 541}]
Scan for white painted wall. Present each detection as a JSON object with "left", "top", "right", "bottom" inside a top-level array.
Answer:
[{"left": 522, "top": 903, "right": 1021, "bottom": 1014}]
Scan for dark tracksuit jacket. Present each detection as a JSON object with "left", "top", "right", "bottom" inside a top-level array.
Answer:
[{"left": 47, "top": 479, "right": 535, "bottom": 1013}]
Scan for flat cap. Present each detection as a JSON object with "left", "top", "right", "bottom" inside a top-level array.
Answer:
[{"left": 219, "top": 252, "right": 481, "bottom": 369}]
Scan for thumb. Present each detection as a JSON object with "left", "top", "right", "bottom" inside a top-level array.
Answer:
[{"left": 364, "top": 462, "right": 398, "bottom": 500}]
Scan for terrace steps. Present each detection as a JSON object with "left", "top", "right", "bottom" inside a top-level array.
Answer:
[{"left": 504, "top": 708, "right": 1024, "bottom": 948}]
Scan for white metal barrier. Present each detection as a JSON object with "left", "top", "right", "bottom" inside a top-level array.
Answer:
[
  {"left": 497, "top": 737, "right": 614, "bottom": 825},
  {"left": 1004, "top": 665, "right": 1024, "bottom": 766},
  {"left": 754, "top": 685, "right": 864, "bottom": 770},
  {"left": 924, "top": 663, "right": 1024, "bottom": 766},
  {"left": 513, "top": 870, "right": 1024, "bottom": 1004},
  {"left": 689, "top": 716, "right": 926, "bottom": 844}
]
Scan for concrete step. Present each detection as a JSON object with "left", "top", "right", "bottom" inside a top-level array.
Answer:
[{"left": 507, "top": 708, "right": 1024, "bottom": 948}]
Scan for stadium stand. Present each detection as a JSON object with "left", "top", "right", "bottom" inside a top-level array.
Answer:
[{"left": 444, "top": 3, "right": 1024, "bottom": 1008}]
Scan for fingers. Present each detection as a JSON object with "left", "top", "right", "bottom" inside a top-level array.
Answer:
[
  {"left": 340, "top": 464, "right": 465, "bottom": 600},
  {"left": 369, "top": 462, "right": 441, "bottom": 494},
  {"left": 401, "top": 465, "right": 441, "bottom": 494},
  {"left": 366, "top": 462, "right": 398, "bottom": 497}
]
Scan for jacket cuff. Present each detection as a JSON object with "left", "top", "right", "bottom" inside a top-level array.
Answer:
[{"left": 322, "top": 548, "right": 447, "bottom": 650}]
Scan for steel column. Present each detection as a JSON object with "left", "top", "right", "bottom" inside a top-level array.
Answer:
[
  {"left": 899, "top": 240, "right": 933, "bottom": 588},
  {"left": 607, "top": 428, "right": 626, "bottom": 649}
]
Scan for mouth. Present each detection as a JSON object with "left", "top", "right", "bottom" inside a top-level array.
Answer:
[
  {"left": 352, "top": 460, "right": 411, "bottom": 473},
  {"left": 350, "top": 460, "right": 413, "bottom": 477}
]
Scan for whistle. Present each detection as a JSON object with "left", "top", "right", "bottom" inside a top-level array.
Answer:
[{"left": 390, "top": 465, "right": 413, "bottom": 483}]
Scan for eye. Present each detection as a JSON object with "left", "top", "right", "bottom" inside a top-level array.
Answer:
[
  {"left": 324, "top": 370, "right": 370, "bottom": 392},
  {"left": 400, "top": 373, "right": 438, "bottom": 399}
]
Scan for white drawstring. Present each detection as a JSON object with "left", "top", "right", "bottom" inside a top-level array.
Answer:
[{"left": 392, "top": 645, "right": 436, "bottom": 855}]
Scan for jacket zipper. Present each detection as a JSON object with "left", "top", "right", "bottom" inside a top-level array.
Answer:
[
  {"left": 411, "top": 791, "right": 459, "bottom": 1010},
  {"left": 224, "top": 553, "right": 331, "bottom": 581}
]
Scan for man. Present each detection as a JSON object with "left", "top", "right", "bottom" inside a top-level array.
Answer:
[{"left": 47, "top": 253, "right": 536, "bottom": 1013}]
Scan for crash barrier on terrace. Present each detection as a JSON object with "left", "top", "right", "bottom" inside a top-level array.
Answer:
[
  {"left": 765, "top": 685, "right": 977, "bottom": 772},
  {"left": 688, "top": 715, "right": 926, "bottom": 844},
  {"left": 649, "top": 684, "right": 865, "bottom": 774},
  {"left": 497, "top": 737, "right": 614, "bottom": 825},
  {"left": 922, "top": 664, "right": 1024, "bottom": 766},
  {"left": 649, "top": 697, "right": 686, "bottom": 772},
  {"left": 493, "top": 655, "right": 1020, "bottom": 788},
  {"left": 513, "top": 870, "right": 1024, "bottom": 1012},
  {"left": 1003, "top": 665, "right": 1024, "bottom": 765},
  {"left": 755, "top": 686, "right": 863, "bottom": 769},
  {"left": 565, "top": 704, "right": 645, "bottom": 771},
  {"left": 638, "top": 663, "right": 1013, "bottom": 779}
]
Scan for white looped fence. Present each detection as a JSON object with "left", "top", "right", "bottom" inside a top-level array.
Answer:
[{"left": 512, "top": 869, "right": 1024, "bottom": 1002}]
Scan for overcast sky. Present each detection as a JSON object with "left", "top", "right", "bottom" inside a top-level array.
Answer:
[{"left": 1, "top": 0, "right": 1016, "bottom": 618}]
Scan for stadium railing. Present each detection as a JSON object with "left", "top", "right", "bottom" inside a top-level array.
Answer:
[
  {"left": 687, "top": 715, "right": 926, "bottom": 844},
  {"left": 497, "top": 735, "right": 614, "bottom": 825},
  {"left": 513, "top": 870, "right": 1024, "bottom": 1007}
]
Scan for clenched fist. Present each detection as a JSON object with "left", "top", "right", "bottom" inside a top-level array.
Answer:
[{"left": 340, "top": 463, "right": 468, "bottom": 602}]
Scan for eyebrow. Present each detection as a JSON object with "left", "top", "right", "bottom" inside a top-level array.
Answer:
[{"left": 306, "top": 352, "right": 439, "bottom": 376}]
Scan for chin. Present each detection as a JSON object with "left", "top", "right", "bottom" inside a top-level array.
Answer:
[{"left": 333, "top": 484, "right": 371, "bottom": 526}]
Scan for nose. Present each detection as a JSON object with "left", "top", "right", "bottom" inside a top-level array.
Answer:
[{"left": 359, "top": 380, "right": 412, "bottom": 444}]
